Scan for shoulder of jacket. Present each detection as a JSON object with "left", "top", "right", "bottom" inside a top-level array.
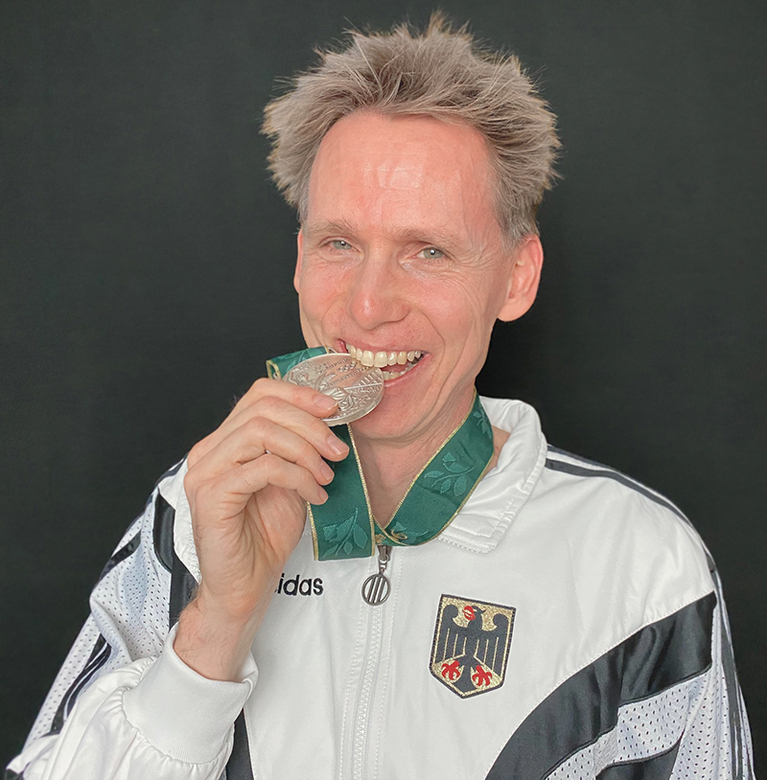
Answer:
[{"left": 536, "top": 445, "right": 714, "bottom": 604}]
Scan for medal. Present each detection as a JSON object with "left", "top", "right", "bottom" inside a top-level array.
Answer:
[
  {"left": 267, "top": 348, "right": 494, "bottom": 564},
  {"left": 283, "top": 353, "right": 383, "bottom": 426}
]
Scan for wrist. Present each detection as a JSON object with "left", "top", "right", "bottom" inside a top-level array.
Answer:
[
  {"left": 174, "top": 594, "right": 263, "bottom": 682},
  {"left": 124, "top": 624, "right": 258, "bottom": 763}
]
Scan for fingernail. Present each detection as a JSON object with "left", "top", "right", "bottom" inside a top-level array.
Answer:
[
  {"left": 315, "top": 488, "right": 328, "bottom": 504},
  {"left": 326, "top": 434, "right": 349, "bottom": 456},
  {"left": 315, "top": 394, "right": 338, "bottom": 413},
  {"left": 320, "top": 461, "right": 334, "bottom": 482}
]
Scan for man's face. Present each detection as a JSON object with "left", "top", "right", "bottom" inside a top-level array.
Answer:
[{"left": 295, "top": 111, "right": 539, "bottom": 446}]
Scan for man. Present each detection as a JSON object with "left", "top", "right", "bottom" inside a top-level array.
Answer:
[{"left": 7, "top": 15, "right": 754, "bottom": 780}]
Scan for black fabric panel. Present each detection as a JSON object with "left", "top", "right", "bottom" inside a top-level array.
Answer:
[
  {"left": 4, "top": 769, "right": 22, "bottom": 779},
  {"left": 169, "top": 553, "right": 197, "bottom": 629},
  {"left": 63, "top": 644, "right": 111, "bottom": 719},
  {"left": 596, "top": 740, "right": 681, "bottom": 780},
  {"left": 153, "top": 493, "right": 176, "bottom": 574},
  {"left": 156, "top": 492, "right": 197, "bottom": 628},
  {"left": 544, "top": 458, "right": 688, "bottom": 525},
  {"left": 47, "top": 635, "right": 110, "bottom": 736},
  {"left": 485, "top": 593, "right": 715, "bottom": 780},
  {"left": 97, "top": 531, "right": 141, "bottom": 583},
  {"left": 225, "top": 712, "right": 254, "bottom": 780}
]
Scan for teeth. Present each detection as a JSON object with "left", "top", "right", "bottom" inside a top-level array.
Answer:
[
  {"left": 344, "top": 342, "right": 424, "bottom": 370},
  {"left": 381, "top": 362, "right": 418, "bottom": 381}
]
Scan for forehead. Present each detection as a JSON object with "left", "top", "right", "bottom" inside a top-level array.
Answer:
[{"left": 305, "top": 111, "right": 498, "bottom": 240}]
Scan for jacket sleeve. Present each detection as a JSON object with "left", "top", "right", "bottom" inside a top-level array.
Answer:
[
  {"left": 670, "top": 568, "right": 755, "bottom": 779},
  {"left": 5, "top": 465, "right": 257, "bottom": 780}
]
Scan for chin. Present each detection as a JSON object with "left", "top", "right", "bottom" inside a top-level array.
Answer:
[{"left": 350, "top": 396, "right": 419, "bottom": 441}]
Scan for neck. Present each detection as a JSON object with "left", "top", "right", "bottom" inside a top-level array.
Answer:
[{"left": 352, "top": 422, "right": 509, "bottom": 525}]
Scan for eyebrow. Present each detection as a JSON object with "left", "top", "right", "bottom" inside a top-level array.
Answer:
[{"left": 302, "top": 219, "right": 465, "bottom": 252}]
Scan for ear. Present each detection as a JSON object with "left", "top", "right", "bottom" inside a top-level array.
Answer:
[
  {"left": 496, "top": 235, "right": 543, "bottom": 322},
  {"left": 293, "top": 229, "right": 304, "bottom": 293}
]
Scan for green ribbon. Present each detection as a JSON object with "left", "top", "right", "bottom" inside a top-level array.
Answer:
[{"left": 267, "top": 347, "right": 494, "bottom": 561}]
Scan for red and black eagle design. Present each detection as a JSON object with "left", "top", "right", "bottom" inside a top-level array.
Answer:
[{"left": 430, "top": 595, "right": 516, "bottom": 698}]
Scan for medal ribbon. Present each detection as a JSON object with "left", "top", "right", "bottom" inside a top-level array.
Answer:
[{"left": 267, "top": 348, "right": 495, "bottom": 561}]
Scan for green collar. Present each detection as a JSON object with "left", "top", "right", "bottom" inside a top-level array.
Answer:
[{"left": 267, "top": 347, "right": 494, "bottom": 560}]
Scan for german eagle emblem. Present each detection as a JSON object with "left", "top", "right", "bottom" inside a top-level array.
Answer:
[{"left": 430, "top": 594, "right": 515, "bottom": 698}]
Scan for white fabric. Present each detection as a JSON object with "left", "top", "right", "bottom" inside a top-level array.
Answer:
[{"left": 7, "top": 399, "right": 754, "bottom": 779}]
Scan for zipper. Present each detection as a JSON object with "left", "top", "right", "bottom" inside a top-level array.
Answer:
[
  {"left": 361, "top": 544, "right": 391, "bottom": 605},
  {"left": 351, "top": 545, "right": 393, "bottom": 779}
]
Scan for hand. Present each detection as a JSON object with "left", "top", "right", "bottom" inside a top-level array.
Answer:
[{"left": 174, "top": 378, "right": 348, "bottom": 680}]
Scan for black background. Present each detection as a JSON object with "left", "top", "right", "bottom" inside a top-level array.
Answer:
[{"left": 2, "top": 0, "right": 765, "bottom": 772}]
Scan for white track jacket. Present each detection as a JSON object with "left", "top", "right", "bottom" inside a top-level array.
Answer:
[{"left": 7, "top": 398, "right": 754, "bottom": 779}]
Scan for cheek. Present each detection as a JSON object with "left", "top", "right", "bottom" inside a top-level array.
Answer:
[
  {"left": 422, "top": 278, "right": 500, "bottom": 343},
  {"left": 298, "top": 264, "right": 349, "bottom": 328}
]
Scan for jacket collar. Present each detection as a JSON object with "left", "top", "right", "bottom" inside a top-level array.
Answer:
[
  {"left": 163, "top": 397, "right": 547, "bottom": 580},
  {"left": 436, "top": 397, "right": 547, "bottom": 554}
]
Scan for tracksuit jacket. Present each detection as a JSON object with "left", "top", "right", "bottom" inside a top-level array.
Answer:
[{"left": 7, "top": 398, "right": 754, "bottom": 779}]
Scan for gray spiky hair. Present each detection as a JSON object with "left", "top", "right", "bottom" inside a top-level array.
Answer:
[{"left": 263, "top": 13, "right": 560, "bottom": 242}]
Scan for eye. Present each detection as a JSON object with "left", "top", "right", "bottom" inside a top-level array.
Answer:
[
  {"left": 418, "top": 247, "right": 445, "bottom": 260},
  {"left": 330, "top": 239, "right": 353, "bottom": 250}
]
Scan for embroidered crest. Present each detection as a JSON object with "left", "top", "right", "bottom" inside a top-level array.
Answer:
[{"left": 430, "top": 594, "right": 515, "bottom": 698}]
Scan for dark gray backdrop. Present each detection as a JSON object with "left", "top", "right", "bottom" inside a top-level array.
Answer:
[{"left": 2, "top": 0, "right": 765, "bottom": 772}]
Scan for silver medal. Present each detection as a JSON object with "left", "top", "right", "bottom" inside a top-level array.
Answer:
[{"left": 283, "top": 353, "right": 384, "bottom": 426}]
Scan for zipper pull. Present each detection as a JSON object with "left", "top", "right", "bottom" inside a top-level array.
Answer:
[{"left": 361, "top": 544, "right": 391, "bottom": 606}]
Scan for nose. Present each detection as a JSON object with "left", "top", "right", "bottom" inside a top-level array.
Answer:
[{"left": 346, "top": 254, "right": 409, "bottom": 330}]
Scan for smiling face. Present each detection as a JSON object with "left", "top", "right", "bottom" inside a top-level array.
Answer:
[{"left": 294, "top": 111, "right": 542, "bottom": 447}]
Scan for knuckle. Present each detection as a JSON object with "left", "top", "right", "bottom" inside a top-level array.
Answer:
[
  {"left": 251, "top": 394, "right": 282, "bottom": 418},
  {"left": 251, "top": 377, "right": 277, "bottom": 398},
  {"left": 193, "top": 478, "right": 216, "bottom": 508},
  {"left": 298, "top": 440, "right": 316, "bottom": 463},
  {"left": 245, "top": 415, "right": 270, "bottom": 437},
  {"left": 186, "top": 439, "right": 207, "bottom": 469},
  {"left": 183, "top": 468, "right": 198, "bottom": 495},
  {"left": 259, "top": 452, "right": 279, "bottom": 476},
  {"left": 240, "top": 466, "right": 261, "bottom": 492}
]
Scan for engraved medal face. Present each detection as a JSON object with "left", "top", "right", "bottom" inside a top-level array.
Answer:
[{"left": 283, "top": 353, "right": 384, "bottom": 426}]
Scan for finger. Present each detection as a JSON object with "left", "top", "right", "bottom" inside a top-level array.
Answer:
[
  {"left": 191, "top": 416, "right": 336, "bottom": 487},
  {"left": 197, "top": 454, "right": 328, "bottom": 518},
  {"left": 190, "top": 378, "right": 340, "bottom": 465},
  {"left": 230, "top": 377, "right": 337, "bottom": 425},
  {"left": 203, "top": 394, "right": 348, "bottom": 464}
]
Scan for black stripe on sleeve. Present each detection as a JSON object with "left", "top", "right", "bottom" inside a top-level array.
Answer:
[
  {"left": 4, "top": 769, "right": 23, "bottom": 779},
  {"left": 47, "top": 634, "right": 112, "bottom": 736},
  {"left": 97, "top": 531, "right": 141, "bottom": 583},
  {"left": 544, "top": 458, "right": 688, "bottom": 525},
  {"left": 152, "top": 492, "right": 197, "bottom": 628},
  {"left": 153, "top": 493, "right": 176, "bottom": 574},
  {"left": 485, "top": 592, "right": 715, "bottom": 780},
  {"left": 169, "top": 553, "right": 197, "bottom": 629},
  {"left": 545, "top": 449, "right": 720, "bottom": 579},
  {"left": 224, "top": 712, "right": 255, "bottom": 780},
  {"left": 63, "top": 643, "right": 111, "bottom": 718}
]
